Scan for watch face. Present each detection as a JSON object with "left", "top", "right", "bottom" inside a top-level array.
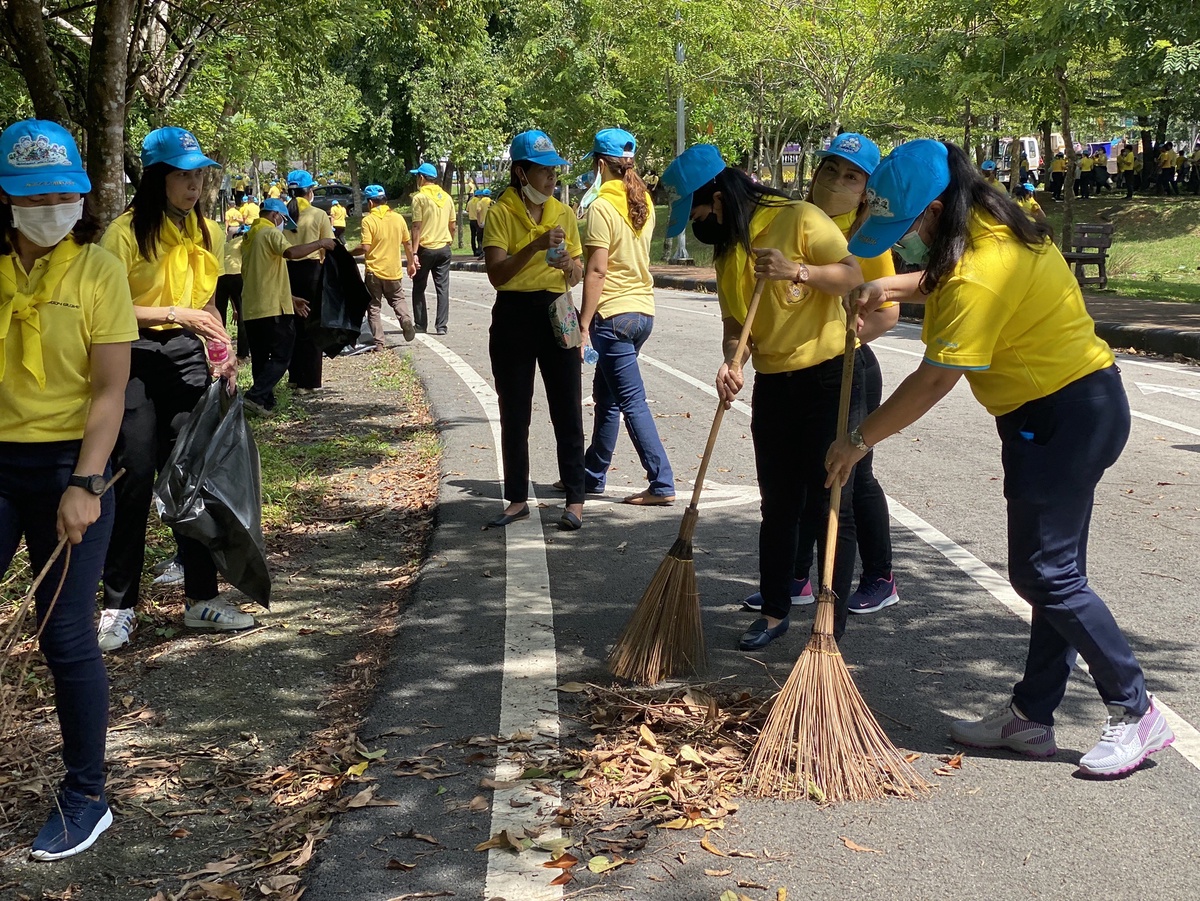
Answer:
[{"left": 87, "top": 475, "right": 106, "bottom": 494}]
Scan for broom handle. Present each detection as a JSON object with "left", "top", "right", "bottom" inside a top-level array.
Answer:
[
  {"left": 820, "top": 302, "right": 858, "bottom": 590},
  {"left": 686, "top": 278, "right": 768, "bottom": 510}
]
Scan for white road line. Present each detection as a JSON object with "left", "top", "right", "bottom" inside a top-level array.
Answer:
[
  {"left": 1137, "top": 382, "right": 1200, "bottom": 402},
  {"left": 637, "top": 336, "right": 1200, "bottom": 773},
  {"left": 640, "top": 353, "right": 753, "bottom": 417},
  {"left": 871, "top": 341, "right": 927, "bottom": 359},
  {"left": 1129, "top": 410, "right": 1200, "bottom": 439},
  {"left": 408, "top": 325, "right": 562, "bottom": 900},
  {"left": 1117, "top": 356, "right": 1200, "bottom": 378},
  {"left": 655, "top": 301, "right": 721, "bottom": 318}
]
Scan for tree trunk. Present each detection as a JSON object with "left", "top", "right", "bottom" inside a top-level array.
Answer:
[
  {"left": 963, "top": 96, "right": 971, "bottom": 151},
  {"left": 1056, "top": 68, "right": 1076, "bottom": 254},
  {"left": 1039, "top": 120, "right": 1054, "bottom": 180},
  {"left": 348, "top": 149, "right": 362, "bottom": 218},
  {"left": 87, "top": 0, "right": 136, "bottom": 223},
  {"left": 2, "top": 0, "right": 73, "bottom": 124}
]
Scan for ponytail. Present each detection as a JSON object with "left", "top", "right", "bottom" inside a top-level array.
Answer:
[{"left": 600, "top": 154, "right": 649, "bottom": 232}]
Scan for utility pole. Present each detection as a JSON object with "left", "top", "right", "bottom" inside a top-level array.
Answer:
[{"left": 668, "top": 19, "right": 692, "bottom": 265}]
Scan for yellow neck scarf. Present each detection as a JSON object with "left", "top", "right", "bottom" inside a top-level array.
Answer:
[
  {"left": 369, "top": 203, "right": 392, "bottom": 219},
  {"left": 295, "top": 197, "right": 311, "bottom": 214},
  {"left": 495, "top": 187, "right": 569, "bottom": 251},
  {"left": 159, "top": 213, "right": 219, "bottom": 309},
  {"left": 715, "top": 202, "right": 790, "bottom": 324},
  {"left": 0, "top": 238, "right": 85, "bottom": 389},
  {"left": 243, "top": 216, "right": 275, "bottom": 253},
  {"left": 596, "top": 180, "right": 653, "bottom": 235},
  {"left": 419, "top": 184, "right": 449, "bottom": 207}
]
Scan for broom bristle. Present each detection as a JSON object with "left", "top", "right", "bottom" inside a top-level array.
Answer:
[
  {"left": 608, "top": 511, "right": 706, "bottom": 685},
  {"left": 743, "top": 589, "right": 928, "bottom": 803}
]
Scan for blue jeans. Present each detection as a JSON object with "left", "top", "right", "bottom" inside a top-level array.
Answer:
[
  {"left": 997, "top": 366, "right": 1148, "bottom": 724},
  {"left": 0, "top": 441, "right": 112, "bottom": 796},
  {"left": 584, "top": 312, "right": 675, "bottom": 496}
]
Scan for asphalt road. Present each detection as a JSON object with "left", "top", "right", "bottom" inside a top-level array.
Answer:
[{"left": 305, "top": 271, "right": 1200, "bottom": 901}]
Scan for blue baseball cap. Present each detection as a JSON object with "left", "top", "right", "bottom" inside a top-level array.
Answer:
[
  {"left": 848, "top": 139, "right": 951, "bottom": 258},
  {"left": 286, "top": 169, "right": 316, "bottom": 189},
  {"left": 363, "top": 184, "right": 386, "bottom": 200},
  {"left": 815, "top": 133, "right": 881, "bottom": 176},
  {"left": 141, "top": 127, "right": 219, "bottom": 170},
  {"left": 981, "top": 159, "right": 997, "bottom": 171},
  {"left": 261, "top": 197, "right": 296, "bottom": 229},
  {"left": 1022, "top": 182, "right": 1036, "bottom": 192},
  {"left": 661, "top": 144, "right": 727, "bottom": 239},
  {"left": 0, "top": 119, "right": 90, "bottom": 196},
  {"left": 410, "top": 162, "right": 438, "bottom": 179},
  {"left": 508, "top": 130, "right": 569, "bottom": 167},
  {"left": 481, "top": 188, "right": 491, "bottom": 196},
  {"left": 330, "top": 199, "right": 339, "bottom": 206},
  {"left": 583, "top": 128, "right": 637, "bottom": 161}
]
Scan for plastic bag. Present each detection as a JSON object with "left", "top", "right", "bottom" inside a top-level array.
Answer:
[
  {"left": 309, "top": 242, "right": 371, "bottom": 357},
  {"left": 154, "top": 379, "right": 271, "bottom": 607}
]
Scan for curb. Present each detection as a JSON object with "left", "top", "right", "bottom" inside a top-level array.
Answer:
[{"left": 452, "top": 261, "right": 1200, "bottom": 360}]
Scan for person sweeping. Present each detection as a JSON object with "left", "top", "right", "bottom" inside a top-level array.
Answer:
[
  {"left": 826, "top": 139, "right": 1174, "bottom": 779},
  {"left": 661, "top": 144, "right": 863, "bottom": 652}
]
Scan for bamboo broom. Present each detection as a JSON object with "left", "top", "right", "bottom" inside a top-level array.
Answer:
[
  {"left": 608, "top": 279, "right": 768, "bottom": 685},
  {"left": 742, "top": 308, "right": 927, "bottom": 802}
]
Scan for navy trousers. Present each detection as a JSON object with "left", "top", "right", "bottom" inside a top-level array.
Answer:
[
  {"left": 997, "top": 365, "right": 1148, "bottom": 724},
  {"left": 0, "top": 441, "right": 112, "bottom": 796}
]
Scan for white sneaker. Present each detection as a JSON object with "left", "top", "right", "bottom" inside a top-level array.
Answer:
[
  {"left": 1078, "top": 696, "right": 1175, "bottom": 778},
  {"left": 184, "top": 595, "right": 256, "bottom": 631},
  {"left": 151, "top": 559, "right": 184, "bottom": 586},
  {"left": 950, "top": 702, "right": 1057, "bottom": 757},
  {"left": 97, "top": 608, "right": 137, "bottom": 653}
]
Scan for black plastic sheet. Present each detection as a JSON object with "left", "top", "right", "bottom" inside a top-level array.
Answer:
[
  {"left": 154, "top": 379, "right": 271, "bottom": 607},
  {"left": 310, "top": 242, "right": 371, "bottom": 357}
]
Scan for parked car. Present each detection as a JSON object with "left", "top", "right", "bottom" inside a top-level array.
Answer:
[
  {"left": 999, "top": 136, "right": 1042, "bottom": 186},
  {"left": 310, "top": 183, "right": 365, "bottom": 213}
]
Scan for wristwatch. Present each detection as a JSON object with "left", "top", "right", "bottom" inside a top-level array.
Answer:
[
  {"left": 848, "top": 427, "right": 871, "bottom": 453},
  {"left": 166, "top": 306, "right": 177, "bottom": 323},
  {"left": 68, "top": 474, "right": 107, "bottom": 495},
  {"left": 793, "top": 263, "right": 810, "bottom": 284}
]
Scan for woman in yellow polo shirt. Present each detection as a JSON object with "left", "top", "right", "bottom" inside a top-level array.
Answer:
[
  {"left": 0, "top": 119, "right": 138, "bottom": 859},
  {"left": 827, "top": 139, "right": 1174, "bottom": 779},
  {"left": 578, "top": 128, "right": 676, "bottom": 506},
  {"left": 482, "top": 130, "right": 586, "bottom": 531},
  {"left": 660, "top": 144, "right": 863, "bottom": 652},
  {"left": 99, "top": 127, "right": 252, "bottom": 651}
]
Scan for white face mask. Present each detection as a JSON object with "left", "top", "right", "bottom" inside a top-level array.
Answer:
[
  {"left": 577, "top": 167, "right": 602, "bottom": 213},
  {"left": 10, "top": 199, "right": 85, "bottom": 248},
  {"left": 521, "top": 180, "right": 552, "bottom": 205}
]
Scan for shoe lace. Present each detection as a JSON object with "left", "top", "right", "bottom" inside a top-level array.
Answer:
[
  {"left": 55, "top": 789, "right": 90, "bottom": 823},
  {"left": 1099, "top": 717, "right": 1130, "bottom": 744}
]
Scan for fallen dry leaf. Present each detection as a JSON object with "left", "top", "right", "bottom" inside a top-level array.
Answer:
[
  {"left": 386, "top": 859, "right": 416, "bottom": 871},
  {"left": 555, "top": 682, "right": 588, "bottom": 693},
  {"left": 194, "top": 882, "right": 243, "bottom": 900},
  {"left": 542, "top": 852, "right": 579, "bottom": 870},
  {"left": 839, "top": 836, "right": 883, "bottom": 854},
  {"left": 738, "top": 880, "right": 769, "bottom": 889},
  {"left": 586, "top": 854, "right": 631, "bottom": 874},
  {"left": 700, "top": 834, "right": 728, "bottom": 857},
  {"left": 548, "top": 871, "right": 573, "bottom": 886},
  {"left": 382, "top": 893, "right": 454, "bottom": 900},
  {"left": 399, "top": 829, "right": 440, "bottom": 845},
  {"left": 933, "top": 752, "right": 964, "bottom": 776},
  {"left": 704, "top": 867, "right": 733, "bottom": 877},
  {"left": 467, "top": 795, "right": 489, "bottom": 811}
]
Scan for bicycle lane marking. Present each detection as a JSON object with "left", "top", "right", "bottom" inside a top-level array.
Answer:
[{"left": 412, "top": 330, "right": 563, "bottom": 901}]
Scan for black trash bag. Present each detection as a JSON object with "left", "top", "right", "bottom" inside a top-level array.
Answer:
[
  {"left": 153, "top": 379, "right": 271, "bottom": 607},
  {"left": 309, "top": 242, "right": 371, "bottom": 357}
]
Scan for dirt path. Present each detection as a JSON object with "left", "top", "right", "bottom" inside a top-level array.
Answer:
[{"left": 1, "top": 351, "right": 437, "bottom": 901}]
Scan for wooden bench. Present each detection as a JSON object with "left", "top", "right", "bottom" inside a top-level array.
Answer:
[{"left": 1061, "top": 222, "right": 1114, "bottom": 289}]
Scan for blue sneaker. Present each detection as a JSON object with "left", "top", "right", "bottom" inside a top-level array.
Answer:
[
  {"left": 847, "top": 574, "right": 899, "bottom": 615},
  {"left": 742, "top": 577, "right": 814, "bottom": 611},
  {"left": 30, "top": 788, "right": 113, "bottom": 861},
  {"left": 738, "top": 617, "right": 789, "bottom": 651}
]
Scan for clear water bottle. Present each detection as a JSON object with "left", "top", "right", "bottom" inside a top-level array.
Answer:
[
  {"left": 583, "top": 344, "right": 599, "bottom": 366},
  {"left": 207, "top": 341, "right": 229, "bottom": 365}
]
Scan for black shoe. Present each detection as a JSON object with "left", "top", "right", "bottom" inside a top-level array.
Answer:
[
  {"left": 738, "top": 617, "right": 790, "bottom": 651},
  {"left": 558, "top": 510, "right": 582, "bottom": 531},
  {"left": 484, "top": 505, "right": 529, "bottom": 530},
  {"left": 436, "top": 328, "right": 448, "bottom": 335}
]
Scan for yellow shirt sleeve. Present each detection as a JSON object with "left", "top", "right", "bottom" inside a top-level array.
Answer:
[
  {"left": 411, "top": 192, "right": 428, "bottom": 223},
  {"left": 361, "top": 212, "right": 377, "bottom": 246}
]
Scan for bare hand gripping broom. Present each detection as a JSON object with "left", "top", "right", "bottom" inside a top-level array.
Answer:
[
  {"left": 607, "top": 279, "right": 768, "bottom": 685},
  {"left": 742, "top": 304, "right": 928, "bottom": 802}
]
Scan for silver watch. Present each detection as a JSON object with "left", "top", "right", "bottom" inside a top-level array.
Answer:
[{"left": 849, "top": 427, "right": 870, "bottom": 452}]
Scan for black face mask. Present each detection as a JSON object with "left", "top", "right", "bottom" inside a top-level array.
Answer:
[{"left": 691, "top": 212, "right": 722, "bottom": 245}]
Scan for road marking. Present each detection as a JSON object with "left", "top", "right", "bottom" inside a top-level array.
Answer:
[
  {"left": 655, "top": 301, "right": 721, "bottom": 318},
  {"left": 640, "top": 353, "right": 753, "bottom": 417},
  {"left": 1117, "top": 355, "right": 1200, "bottom": 378},
  {"left": 639, "top": 337, "right": 1200, "bottom": 772},
  {"left": 872, "top": 341, "right": 927, "bottom": 359},
  {"left": 1136, "top": 382, "right": 1200, "bottom": 402},
  {"left": 410, "top": 327, "right": 563, "bottom": 900},
  {"left": 1129, "top": 410, "right": 1200, "bottom": 439}
]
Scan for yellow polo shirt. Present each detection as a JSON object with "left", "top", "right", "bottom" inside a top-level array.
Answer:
[
  {"left": 921, "top": 212, "right": 1113, "bottom": 416},
  {"left": 289, "top": 202, "right": 333, "bottom": 262},
  {"left": 715, "top": 201, "right": 852, "bottom": 374},
  {"left": 224, "top": 207, "right": 243, "bottom": 229},
  {"left": 466, "top": 197, "right": 480, "bottom": 223},
  {"left": 0, "top": 241, "right": 138, "bottom": 441},
  {"left": 484, "top": 189, "right": 582, "bottom": 293},
  {"left": 240, "top": 222, "right": 294, "bottom": 321},
  {"left": 1080, "top": 156, "right": 1094, "bottom": 172},
  {"left": 268, "top": 184, "right": 282, "bottom": 199},
  {"left": 240, "top": 201, "right": 260, "bottom": 222},
  {"left": 476, "top": 196, "right": 492, "bottom": 225},
  {"left": 584, "top": 191, "right": 656, "bottom": 317},
  {"left": 1051, "top": 157, "right": 1067, "bottom": 173},
  {"left": 411, "top": 184, "right": 454, "bottom": 249},
  {"left": 360, "top": 205, "right": 412, "bottom": 281},
  {"left": 224, "top": 231, "right": 243, "bottom": 276},
  {"left": 1118, "top": 152, "right": 1134, "bottom": 172},
  {"left": 330, "top": 204, "right": 347, "bottom": 228},
  {"left": 208, "top": 219, "right": 226, "bottom": 277}
]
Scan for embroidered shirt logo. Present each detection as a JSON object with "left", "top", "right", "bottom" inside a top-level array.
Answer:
[
  {"left": 8, "top": 134, "right": 71, "bottom": 168},
  {"left": 865, "top": 188, "right": 892, "bottom": 218}
]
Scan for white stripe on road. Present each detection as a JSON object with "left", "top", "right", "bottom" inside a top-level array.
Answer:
[
  {"left": 1129, "top": 410, "right": 1200, "bottom": 439},
  {"left": 640, "top": 353, "right": 753, "bottom": 417},
  {"left": 408, "top": 326, "right": 563, "bottom": 901}
]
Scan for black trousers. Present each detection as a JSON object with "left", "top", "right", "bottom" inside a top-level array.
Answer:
[
  {"left": 796, "top": 345, "right": 892, "bottom": 582},
  {"left": 489, "top": 291, "right": 586, "bottom": 505},
  {"left": 287, "top": 259, "right": 323, "bottom": 389},
  {"left": 469, "top": 221, "right": 483, "bottom": 256},
  {"left": 244, "top": 315, "right": 296, "bottom": 410},
  {"left": 1156, "top": 167, "right": 1179, "bottom": 195},
  {"left": 215, "top": 274, "right": 248, "bottom": 358},
  {"left": 752, "top": 354, "right": 862, "bottom": 638},
  {"left": 1050, "top": 172, "right": 1064, "bottom": 199},
  {"left": 412, "top": 245, "right": 452, "bottom": 333},
  {"left": 104, "top": 330, "right": 220, "bottom": 609}
]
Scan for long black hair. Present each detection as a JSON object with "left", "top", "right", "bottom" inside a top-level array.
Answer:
[
  {"left": 0, "top": 195, "right": 103, "bottom": 254},
  {"left": 921, "top": 142, "right": 1052, "bottom": 293},
  {"left": 697, "top": 167, "right": 790, "bottom": 259},
  {"left": 128, "top": 162, "right": 211, "bottom": 261}
]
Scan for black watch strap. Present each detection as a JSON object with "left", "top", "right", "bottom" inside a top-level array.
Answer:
[{"left": 68, "top": 474, "right": 106, "bottom": 496}]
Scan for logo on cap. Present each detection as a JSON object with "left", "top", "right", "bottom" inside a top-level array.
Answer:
[
  {"left": 179, "top": 131, "right": 200, "bottom": 151},
  {"left": 839, "top": 136, "right": 861, "bottom": 153},
  {"left": 865, "top": 188, "right": 892, "bottom": 218},
  {"left": 533, "top": 136, "right": 553, "bottom": 152},
  {"left": 8, "top": 134, "right": 70, "bottom": 168}
]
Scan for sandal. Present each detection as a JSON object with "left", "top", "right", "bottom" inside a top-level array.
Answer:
[{"left": 622, "top": 490, "right": 675, "bottom": 506}]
